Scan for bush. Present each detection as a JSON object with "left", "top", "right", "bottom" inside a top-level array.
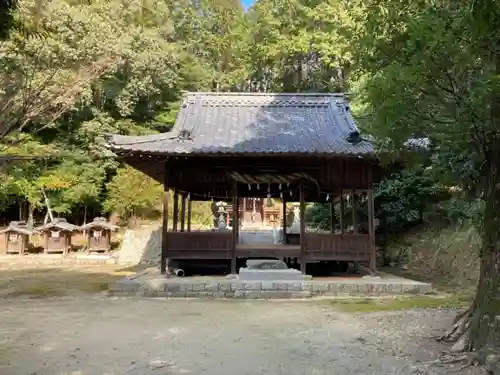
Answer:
[
  {"left": 385, "top": 222, "right": 479, "bottom": 290},
  {"left": 308, "top": 167, "right": 448, "bottom": 242},
  {"left": 103, "top": 166, "right": 163, "bottom": 225}
]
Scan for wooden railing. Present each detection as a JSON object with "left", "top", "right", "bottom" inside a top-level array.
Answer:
[
  {"left": 166, "top": 231, "right": 371, "bottom": 263},
  {"left": 304, "top": 232, "right": 371, "bottom": 262},
  {"left": 167, "top": 231, "right": 232, "bottom": 259}
]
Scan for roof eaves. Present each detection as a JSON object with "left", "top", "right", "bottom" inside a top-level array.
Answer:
[{"left": 114, "top": 149, "right": 377, "bottom": 159}]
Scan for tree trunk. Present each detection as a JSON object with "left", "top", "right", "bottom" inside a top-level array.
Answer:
[
  {"left": 27, "top": 204, "right": 34, "bottom": 230},
  {"left": 441, "top": 164, "right": 500, "bottom": 370},
  {"left": 83, "top": 205, "right": 88, "bottom": 237},
  {"left": 468, "top": 168, "right": 500, "bottom": 353}
]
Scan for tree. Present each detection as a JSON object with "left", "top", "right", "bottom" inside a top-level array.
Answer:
[
  {"left": 353, "top": 0, "right": 500, "bottom": 365},
  {"left": 103, "top": 166, "right": 163, "bottom": 226},
  {"left": 235, "top": 0, "right": 359, "bottom": 92},
  {"left": 0, "top": 0, "right": 211, "bottom": 222}
]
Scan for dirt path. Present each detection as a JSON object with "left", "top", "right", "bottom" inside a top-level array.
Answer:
[{"left": 0, "top": 295, "right": 485, "bottom": 375}]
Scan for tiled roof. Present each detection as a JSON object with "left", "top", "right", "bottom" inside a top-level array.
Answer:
[
  {"left": 35, "top": 218, "right": 79, "bottom": 232},
  {"left": 106, "top": 92, "right": 374, "bottom": 156},
  {"left": 79, "top": 217, "right": 119, "bottom": 231},
  {"left": 0, "top": 221, "right": 34, "bottom": 235}
]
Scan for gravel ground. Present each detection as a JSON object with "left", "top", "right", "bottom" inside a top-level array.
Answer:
[{"left": 0, "top": 296, "right": 486, "bottom": 375}]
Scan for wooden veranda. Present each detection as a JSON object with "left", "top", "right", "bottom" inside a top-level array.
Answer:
[{"left": 106, "top": 92, "right": 379, "bottom": 274}]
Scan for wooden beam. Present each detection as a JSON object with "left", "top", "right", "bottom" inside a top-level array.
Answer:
[
  {"left": 173, "top": 191, "right": 179, "bottom": 232},
  {"left": 299, "top": 182, "right": 306, "bottom": 274},
  {"left": 187, "top": 196, "right": 192, "bottom": 232},
  {"left": 161, "top": 164, "right": 170, "bottom": 275},
  {"left": 180, "top": 193, "right": 186, "bottom": 232},
  {"left": 367, "top": 189, "right": 376, "bottom": 272}
]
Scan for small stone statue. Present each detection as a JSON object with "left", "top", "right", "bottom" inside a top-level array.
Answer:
[
  {"left": 288, "top": 203, "right": 301, "bottom": 233},
  {"left": 217, "top": 213, "right": 227, "bottom": 230}
]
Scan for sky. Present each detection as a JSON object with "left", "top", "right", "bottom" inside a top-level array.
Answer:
[{"left": 241, "top": 0, "right": 254, "bottom": 10}]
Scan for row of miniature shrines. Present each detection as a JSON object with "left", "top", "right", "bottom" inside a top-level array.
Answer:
[{"left": 0, "top": 217, "right": 118, "bottom": 256}]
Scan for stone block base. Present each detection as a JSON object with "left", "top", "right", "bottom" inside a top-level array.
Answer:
[{"left": 108, "top": 277, "right": 433, "bottom": 299}]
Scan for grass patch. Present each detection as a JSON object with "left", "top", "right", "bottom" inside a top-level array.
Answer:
[
  {"left": 0, "top": 280, "right": 10, "bottom": 290},
  {"left": 328, "top": 294, "right": 472, "bottom": 313},
  {"left": 0, "top": 343, "right": 13, "bottom": 361},
  {"left": 6, "top": 285, "right": 67, "bottom": 298},
  {"left": 1, "top": 268, "right": 126, "bottom": 298}
]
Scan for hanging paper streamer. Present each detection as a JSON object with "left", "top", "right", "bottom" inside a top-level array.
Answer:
[
  {"left": 248, "top": 184, "right": 251, "bottom": 191},
  {"left": 280, "top": 192, "right": 283, "bottom": 198},
  {"left": 279, "top": 184, "right": 282, "bottom": 190},
  {"left": 187, "top": 193, "right": 191, "bottom": 201},
  {"left": 257, "top": 183, "right": 260, "bottom": 190},
  {"left": 326, "top": 193, "right": 330, "bottom": 201},
  {"left": 267, "top": 184, "right": 270, "bottom": 193}
]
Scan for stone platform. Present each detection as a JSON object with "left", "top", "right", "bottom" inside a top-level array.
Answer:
[{"left": 108, "top": 275, "right": 432, "bottom": 299}]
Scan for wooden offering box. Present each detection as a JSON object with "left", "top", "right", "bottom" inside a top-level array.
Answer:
[
  {"left": 35, "top": 218, "right": 79, "bottom": 255},
  {"left": 80, "top": 217, "right": 119, "bottom": 253},
  {"left": 0, "top": 221, "right": 33, "bottom": 255}
]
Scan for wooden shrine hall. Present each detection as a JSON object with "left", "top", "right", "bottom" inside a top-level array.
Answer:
[{"left": 106, "top": 92, "right": 379, "bottom": 274}]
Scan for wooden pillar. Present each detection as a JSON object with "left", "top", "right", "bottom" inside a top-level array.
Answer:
[
  {"left": 161, "top": 169, "right": 170, "bottom": 275},
  {"left": 65, "top": 233, "right": 70, "bottom": 256},
  {"left": 43, "top": 232, "right": 48, "bottom": 254},
  {"left": 180, "top": 193, "right": 186, "bottom": 232},
  {"left": 231, "top": 184, "right": 238, "bottom": 274},
  {"left": 330, "top": 200, "right": 335, "bottom": 233},
  {"left": 282, "top": 197, "right": 287, "bottom": 244},
  {"left": 173, "top": 190, "right": 179, "bottom": 232},
  {"left": 242, "top": 198, "right": 246, "bottom": 227},
  {"left": 339, "top": 189, "right": 344, "bottom": 234},
  {"left": 187, "top": 196, "right": 192, "bottom": 232},
  {"left": 235, "top": 196, "right": 240, "bottom": 243},
  {"left": 351, "top": 190, "right": 358, "bottom": 234},
  {"left": 21, "top": 234, "right": 26, "bottom": 255},
  {"left": 86, "top": 229, "right": 92, "bottom": 253},
  {"left": 367, "top": 189, "right": 376, "bottom": 272},
  {"left": 299, "top": 183, "right": 306, "bottom": 274}
]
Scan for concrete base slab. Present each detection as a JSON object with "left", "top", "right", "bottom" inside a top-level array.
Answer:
[
  {"left": 108, "top": 275, "right": 432, "bottom": 299},
  {"left": 245, "top": 259, "right": 288, "bottom": 269},
  {"left": 238, "top": 268, "right": 307, "bottom": 281}
]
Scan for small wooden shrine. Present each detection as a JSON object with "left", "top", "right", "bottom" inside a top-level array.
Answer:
[
  {"left": 239, "top": 198, "right": 282, "bottom": 227},
  {"left": 35, "top": 218, "right": 79, "bottom": 255},
  {"left": 0, "top": 221, "right": 33, "bottom": 255},
  {"left": 80, "top": 217, "right": 119, "bottom": 253}
]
